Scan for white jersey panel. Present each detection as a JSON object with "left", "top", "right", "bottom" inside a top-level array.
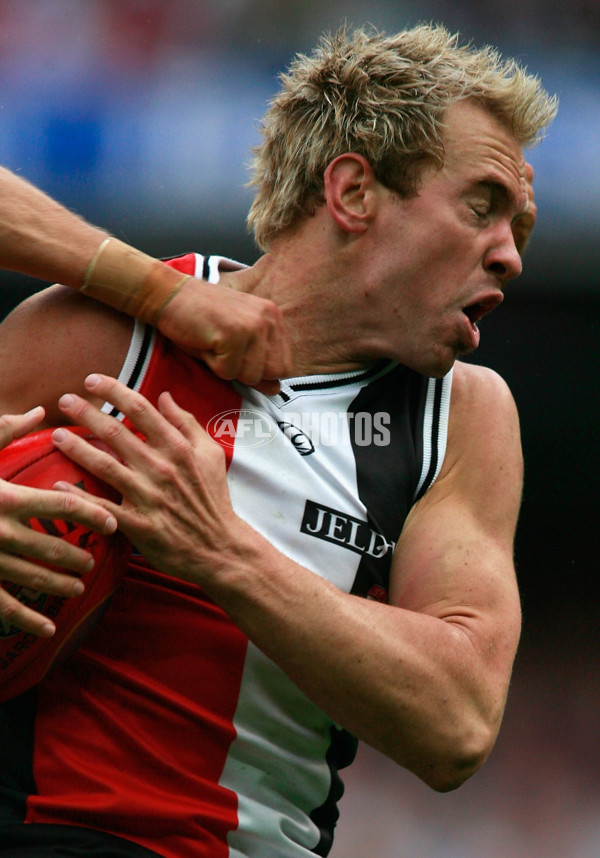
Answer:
[{"left": 222, "top": 382, "right": 367, "bottom": 856}]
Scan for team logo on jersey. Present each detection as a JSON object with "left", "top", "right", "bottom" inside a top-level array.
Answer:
[
  {"left": 276, "top": 421, "right": 315, "bottom": 456},
  {"left": 300, "top": 500, "right": 396, "bottom": 559}
]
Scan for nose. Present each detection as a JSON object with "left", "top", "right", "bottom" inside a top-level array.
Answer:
[{"left": 483, "top": 222, "right": 523, "bottom": 284}]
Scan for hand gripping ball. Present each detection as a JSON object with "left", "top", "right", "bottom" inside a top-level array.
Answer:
[{"left": 0, "top": 427, "right": 129, "bottom": 702}]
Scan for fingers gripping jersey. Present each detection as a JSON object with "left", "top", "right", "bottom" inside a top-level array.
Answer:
[{"left": 0, "top": 254, "right": 452, "bottom": 858}]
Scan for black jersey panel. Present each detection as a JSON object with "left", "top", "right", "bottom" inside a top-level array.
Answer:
[{"left": 347, "top": 364, "right": 427, "bottom": 598}]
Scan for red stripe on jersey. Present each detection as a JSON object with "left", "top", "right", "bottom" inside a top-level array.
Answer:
[
  {"left": 27, "top": 334, "right": 249, "bottom": 858},
  {"left": 123, "top": 330, "right": 242, "bottom": 466},
  {"left": 164, "top": 252, "right": 198, "bottom": 277}
]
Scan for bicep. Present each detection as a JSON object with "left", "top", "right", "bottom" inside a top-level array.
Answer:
[
  {"left": 389, "top": 365, "right": 523, "bottom": 668},
  {"left": 390, "top": 495, "right": 521, "bottom": 639},
  {"left": 0, "top": 285, "right": 132, "bottom": 424}
]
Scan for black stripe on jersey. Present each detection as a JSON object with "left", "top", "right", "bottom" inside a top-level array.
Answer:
[
  {"left": 414, "top": 377, "right": 444, "bottom": 503},
  {"left": 107, "top": 324, "right": 154, "bottom": 418},
  {"left": 202, "top": 255, "right": 210, "bottom": 280},
  {"left": 347, "top": 364, "right": 428, "bottom": 599},
  {"left": 309, "top": 726, "right": 358, "bottom": 856}
]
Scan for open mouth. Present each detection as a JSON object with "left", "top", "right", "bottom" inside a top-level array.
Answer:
[{"left": 462, "top": 294, "right": 503, "bottom": 327}]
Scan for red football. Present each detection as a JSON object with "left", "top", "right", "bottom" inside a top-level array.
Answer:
[{"left": 0, "top": 426, "right": 129, "bottom": 702}]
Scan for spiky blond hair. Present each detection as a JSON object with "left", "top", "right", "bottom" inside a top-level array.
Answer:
[{"left": 247, "top": 24, "right": 557, "bottom": 249}]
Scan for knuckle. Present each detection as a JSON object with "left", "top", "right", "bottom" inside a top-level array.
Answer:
[
  {"left": 128, "top": 394, "right": 150, "bottom": 419},
  {"left": 29, "top": 568, "right": 51, "bottom": 591},
  {"left": 104, "top": 420, "right": 124, "bottom": 443},
  {"left": 0, "top": 483, "right": 19, "bottom": 513},
  {"left": 154, "top": 459, "right": 176, "bottom": 482},
  {"left": 69, "top": 397, "right": 90, "bottom": 420},
  {"left": 157, "top": 444, "right": 191, "bottom": 481},
  {"left": 57, "top": 492, "right": 78, "bottom": 516},
  {"left": 212, "top": 334, "right": 231, "bottom": 357},
  {"left": 0, "top": 520, "right": 17, "bottom": 548},
  {"left": 0, "top": 595, "right": 19, "bottom": 627},
  {"left": 96, "top": 458, "right": 117, "bottom": 482},
  {"left": 171, "top": 433, "right": 190, "bottom": 454},
  {"left": 84, "top": 452, "right": 116, "bottom": 484},
  {"left": 0, "top": 415, "right": 14, "bottom": 443},
  {"left": 46, "top": 539, "right": 67, "bottom": 565}
]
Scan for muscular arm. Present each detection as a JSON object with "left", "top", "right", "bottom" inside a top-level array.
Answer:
[
  {"left": 384, "top": 363, "right": 522, "bottom": 783},
  {"left": 0, "top": 166, "right": 108, "bottom": 286},
  {"left": 52, "top": 362, "right": 522, "bottom": 791},
  {"left": 0, "top": 166, "right": 291, "bottom": 389}
]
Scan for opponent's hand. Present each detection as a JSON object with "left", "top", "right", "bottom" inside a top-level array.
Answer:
[
  {"left": 0, "top": 408, "right": 118, "bottom": 637},
  {"left": 512, "top": 162, "right": 537, "bottom": 256},
  {"left": 156, "top": 278, "right": 292, "bottom": 395},
  {"left": 53, "top": 374, "right": 238, "bottom": 585}
]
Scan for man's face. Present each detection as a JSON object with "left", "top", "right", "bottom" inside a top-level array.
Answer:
[{"left": 371, "top": 98, "right": 528, "bottom": 377}]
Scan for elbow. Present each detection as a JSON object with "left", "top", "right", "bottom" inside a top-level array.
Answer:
[
  {"left": 421, "top": 748, "right": 489, "bottom": 793},
  {"left": 406, "top": 718, "right": 499, "bottom": 793}
]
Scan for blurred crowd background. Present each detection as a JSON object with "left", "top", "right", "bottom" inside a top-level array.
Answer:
[{"left": 0, "top": 1, "right": 597, "bottom": 856}]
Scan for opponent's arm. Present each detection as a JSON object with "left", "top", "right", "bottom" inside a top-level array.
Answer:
[
  {"left": 0, "top": 166, "right": 107, "bottom": 286},
  {"left": 51, "top": 364, "right": 522, "bottom": 791},
  {"left": 0, "top": 166, "right": 290, "bottom": 390}
]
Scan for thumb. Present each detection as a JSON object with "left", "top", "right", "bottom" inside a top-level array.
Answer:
[{"left": 0, "top": 406, "right": 45, "bottom": 448}]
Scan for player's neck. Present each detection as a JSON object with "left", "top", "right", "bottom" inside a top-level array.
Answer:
[{"left": 225, "top": 251, "right": 377, "bottom": 377}]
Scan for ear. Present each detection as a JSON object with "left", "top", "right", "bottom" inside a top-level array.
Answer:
[{"left": 323, "top": 154, "right": 379, "bottom": 234}]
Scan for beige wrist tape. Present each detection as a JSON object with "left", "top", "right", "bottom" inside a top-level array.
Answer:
[{"left": 80, "top": 238, "right": 190, "bottom": 325}]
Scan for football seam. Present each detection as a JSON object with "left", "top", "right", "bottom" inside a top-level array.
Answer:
[{"left": 4, "top": 448, "right": 55, "bottom": 482}]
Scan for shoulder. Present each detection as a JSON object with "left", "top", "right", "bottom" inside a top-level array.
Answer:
[
  {"left": 437, "top": 360, "right": 523, "bottom": 530},
  {"left": 449, "top": 360, "right": 517, "bottom": 415},
  {"left": 0, "top": 285, "right": 133, "bottom": 423},
  {"left": 3, "top": 282, "right": 132, "bottom": 332},
  {"left": 447, "top": 361, "right": 521, "bottom": 458}
]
